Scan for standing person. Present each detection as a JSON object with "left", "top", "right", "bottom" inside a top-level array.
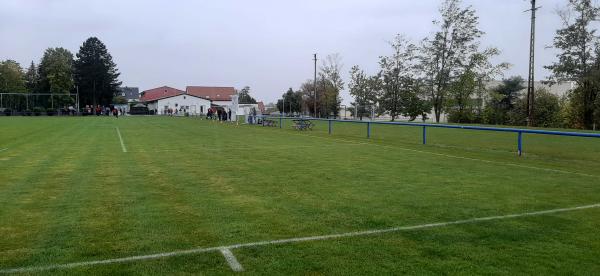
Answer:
[
  {"left": 228, "top": 109, "right": 232, "bottom": 121},
  {"left": 113, "top": 107, "right": 119, "bottom": 118}
]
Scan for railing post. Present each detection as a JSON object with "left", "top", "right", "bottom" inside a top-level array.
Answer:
[
  {"left": 518, "top": 131, "right": 523, "bottom": 156},
  {"left": 367, "top": 122, "right": 371, "bottom": 139},
  {"left": 279, "top": 116, "right": 282, "bottom": 129},
  {"left": 423, "top": 126, "right": 427, "bottom": 145},
  {"left": 328, "top": 120, "right": 332, "bottom": 135}
]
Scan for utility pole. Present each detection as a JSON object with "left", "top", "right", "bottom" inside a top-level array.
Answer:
[
  {"left": 313, "top": 53, "right": 317, "bottom": 118},
  {"left": 526, "top": 0, "right": 540, "bottom": 126}
]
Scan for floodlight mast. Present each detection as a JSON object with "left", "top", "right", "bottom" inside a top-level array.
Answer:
[{"left": 526, "top": 0, "right": 541, "bottom": 126}]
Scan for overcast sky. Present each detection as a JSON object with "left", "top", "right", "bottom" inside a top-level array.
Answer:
[{"left": 0, "top": 0, "right": 568, "bottom": 104}]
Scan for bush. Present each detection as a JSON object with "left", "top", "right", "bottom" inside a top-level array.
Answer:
[
  {"left": 46, "top": 108, "right": 56, "bottom": 116},
  {"left": 3, "top": 109, "right": 11, "bottom": 116},
  {"left": 508, "top": 88, "right": 562, "bottom": 128},
  {"left": 33, "top": 107, "right": 44, "bottom": 116}
]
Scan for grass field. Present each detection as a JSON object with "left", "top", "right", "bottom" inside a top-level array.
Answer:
[{"left": 1, "top": 116, "right": 600, "bottom": 275}]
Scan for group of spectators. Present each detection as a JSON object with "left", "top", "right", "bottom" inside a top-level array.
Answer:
[
  {"left": 84, "top": 105, "right": 126, "bottom": 118},
  {"left": 207, "top": 108, "right": 231, "bottom": 121},
  {"left": 164, "top": 107, "right": 185, "bottom": 116}
]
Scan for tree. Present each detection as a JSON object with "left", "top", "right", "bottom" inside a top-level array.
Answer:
[
  {"left": 0, "top": 60, "right": 26, "bottom": 93},
  {"left": 420, "top": 0, "right": 485, "bottom": 122},
  {"left": 447, "top": 70, "right": 478, "bottom": 123},
  {"left": 74, "top": 37, "right": 121, "bottom": 107},
  {"left": 24, "top": 61, "right": 39, "bottom": 93},
  {"left": 379, "top": 35, "right": 428, "bottom": 121},
  {"left": 277, "top": 88, "right": 302, "bottom": 114},
  {"left": 546, "top": 0, "right": 599, "bottom": 129},
  {"left": 0, "top": 60, "right": 27, "bottom": 111},
  {"left": 113, "top": 96, "right": 127, "bottom": 104},
  {"left": 318, "top": 54, "right": 344, "bottom": 118},
  {"left": 238, "top": 86, "right": 257, "bottom": 104},
  {"left": 348, "top": 65, "right": 378, "bottom": 120},
  {"left": 38, "top": 47, "right": 75, "bottom": 108},
  {"left": 484, "top": 76, "right": 526, "bottom": 125},
  {"left": 511, "top": 88, "right": 562, "bottom": 127}
]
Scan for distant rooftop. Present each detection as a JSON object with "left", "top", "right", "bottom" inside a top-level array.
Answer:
[
  {"left": 140, "top": 86, "right": 185, "bottom": 102},
  {"left": 117, "top": 86, "right": 140, "bottom": 100},
  {"left": 186, "top": 86, "right": 236, "bottom": 101}
]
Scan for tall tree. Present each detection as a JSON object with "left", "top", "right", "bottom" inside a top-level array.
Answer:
[
  {"left": 24, "top": 61, "right": 39, "bottom": 93},
  {"left": 420, "top": 0, "right": 484, "bottom": 122},
  {"left": 277, "top": 88, "right": 302, "bottom": 114},
  {"left": 0, "top": 60, "right": 26, "bottom": 93},
  {"left": 74, "top": 37, "right": 121, "bottom": 106},
  {"left": 0, "top": 60, "right": 27, "bottom": 110},
  {"left": 348, "top": 65, "right": 379, "bottom": 120},
  {"left": 546, "top": 0, "right": 599, "bottom": 129},
  {"left": 379, "top": 35, "right": 428, "bottom": 121},
  {"left": 446, "top": 50, "right": 508, "bottom": 123},
  {"left": 38, "top": 47, "right": 74, "bottom": 98},
  {"left": 319, "top": 53, "right": 344, "bottom": 118},
  {"left": 447, "top": 69, "right": 477, "bottom": 123},
  {"left": 238, "top": 86, "right": 257, "bottom": 104}
]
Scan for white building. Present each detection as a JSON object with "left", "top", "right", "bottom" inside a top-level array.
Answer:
[
  {"left": 151, "top": 94, "right": 211, "bottom": 115},
  {"left": 141, "top": 86, "right": 211, "bottom": 115},
  {"left": 237, "top": 104, "right": 261, "bottom": 116}
]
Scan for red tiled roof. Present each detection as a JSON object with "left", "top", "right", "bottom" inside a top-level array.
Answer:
[
  {"left": 140, "top": 86, "right": 185, "bottom": 102},
  {"left": 186, "top": 86, "right": 235, "bottom": 101}
]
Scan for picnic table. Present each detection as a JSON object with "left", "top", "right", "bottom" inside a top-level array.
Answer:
[
  {"left": 262, "top": 119, "right": 277, "bottom": 127},
  {"left": 292, "top": 119, "right": 313, "bottom": 131}
]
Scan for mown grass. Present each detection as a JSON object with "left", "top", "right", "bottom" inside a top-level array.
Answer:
[{"left": 0, "top": 116, "right": 599, "bottom": 275}]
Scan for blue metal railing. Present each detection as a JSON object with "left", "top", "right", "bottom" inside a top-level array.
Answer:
[{"left": 267, "top": 116, "right": 600, "bottom": 156}]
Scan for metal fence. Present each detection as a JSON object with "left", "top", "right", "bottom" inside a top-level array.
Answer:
[{"left": 266, "top": 116, "right": 600, "bottom": 156}]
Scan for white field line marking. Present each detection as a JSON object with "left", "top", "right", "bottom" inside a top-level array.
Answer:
[
  {"left": 115, "top": 127, "right": 127, "bottom": 153},
  {"left": 301, "top": 134, "right": 599, "bottom": 178},
  {"left": 1, "top": 203, "right": 599, "bottom": 274},
  {"left": 220, "top": 248, "right": 244, "bottom": 272}
]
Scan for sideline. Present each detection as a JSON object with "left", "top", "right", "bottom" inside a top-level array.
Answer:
[
  {"left": 2, "top": 203, "right": 599, "bottom": 274},
  {"left": 115, "top": 127, "right": 127, "bottom": 153}
]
